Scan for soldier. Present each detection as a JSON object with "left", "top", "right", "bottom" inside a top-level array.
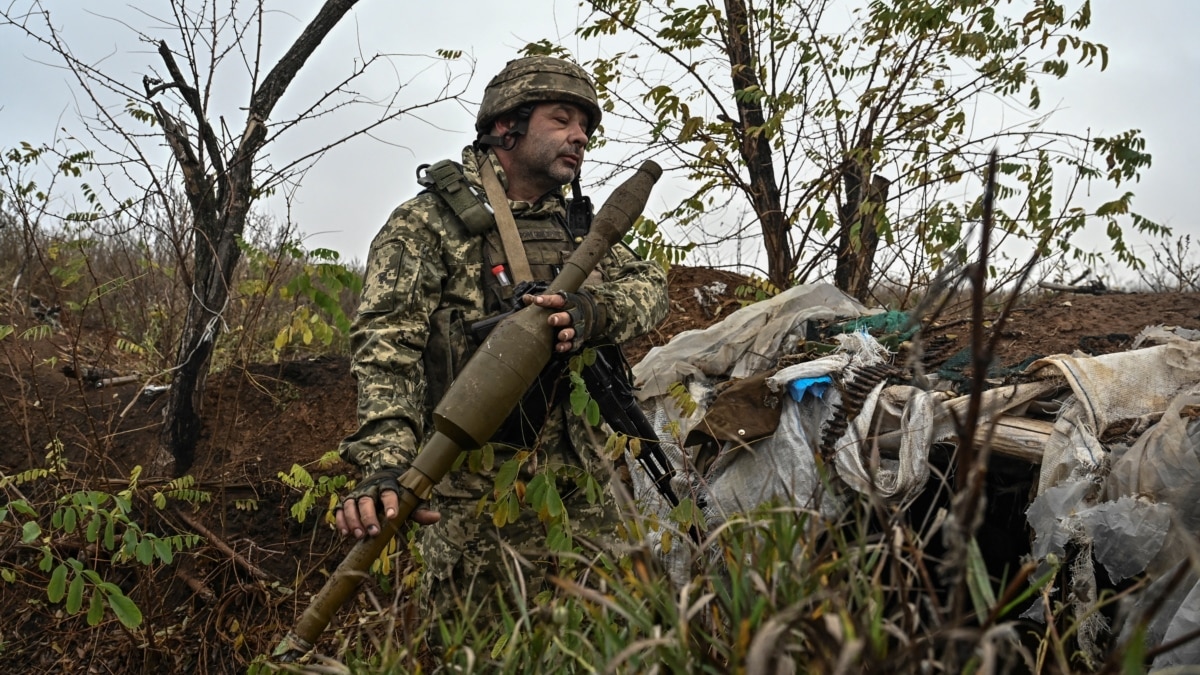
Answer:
[{"left": 334, "top": 56, "right": 668, "bottom": 622}]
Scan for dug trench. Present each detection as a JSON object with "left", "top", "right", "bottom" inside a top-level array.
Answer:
[{"left": 1, "top": 266, "right": 1198, "bottom": 672}]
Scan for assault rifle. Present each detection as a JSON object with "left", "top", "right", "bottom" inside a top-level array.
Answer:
[
  {"left": 474, "top": 295, "right": 698, "bottom": 537},
  {"left": 579, "top": 347, "right": 704, "bottom": 545}
]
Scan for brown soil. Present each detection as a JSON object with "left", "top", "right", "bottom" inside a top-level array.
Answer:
[{"left": 2, "top": 266, "right": 1198, "bottom": 672}]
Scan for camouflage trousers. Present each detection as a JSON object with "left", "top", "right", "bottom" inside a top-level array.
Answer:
[{"left": 413, "top": 476, "right": 629, "bottom": 630}]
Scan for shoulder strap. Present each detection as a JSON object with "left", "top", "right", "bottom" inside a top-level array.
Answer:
[
  {"left": 416, "top": 160, "right": 494, "bottom": 236},
  {"left": 478, "top": 155, "right": 534, "bottom": 284}
]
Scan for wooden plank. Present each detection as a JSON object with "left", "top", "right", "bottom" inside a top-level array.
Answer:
[
  {"left": 873, "top": 414, "right": 1052, "bottom": 464},
  {"left": 975, "top": 416, "right": 1052, "bottom": 464}
]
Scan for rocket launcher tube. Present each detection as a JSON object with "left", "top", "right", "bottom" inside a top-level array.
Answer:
[
  {"left": 433, "top": 159, "right": 662, "bottom": 447},
  {"left": 275, "top": 160, "right": 662, "bottom": 661}
]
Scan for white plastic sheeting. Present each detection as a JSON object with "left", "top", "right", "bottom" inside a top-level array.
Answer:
[
  {"left": 1021, "top": 339, "right": 1200, "bottom": 668},
  {"left": 632, "top": 282, "right": 880, "bottom": 401},
  {"left": 630, "top": 284, "right": 1200, "bottom": 667},
  {"left": 629, "top": 283, "right": 878, "bottom": 583},
  {"left": 1028, "top": 339, "right": 1200, "bottom": 494}
]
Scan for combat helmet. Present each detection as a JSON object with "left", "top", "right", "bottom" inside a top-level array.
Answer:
[{"left": 476, "top": 56, "right": 602, "bottom": 144}]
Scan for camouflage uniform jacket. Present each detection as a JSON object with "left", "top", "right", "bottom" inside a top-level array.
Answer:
[{"left": 339, "top": 146, "right": 668, "bottom": 496}]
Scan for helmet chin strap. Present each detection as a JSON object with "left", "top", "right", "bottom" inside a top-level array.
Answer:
[
  {"left": 476, "top": 104, "right": 534, "bottom": 150},
  {"left": 475, "top": 130, "right": 519, "bottom": 150}
]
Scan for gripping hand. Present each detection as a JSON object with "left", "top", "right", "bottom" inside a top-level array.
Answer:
[
  {"left": 555, "top": 289, "right": 606, "bottom": 352},
  {"left": 335, "top": 466, "right": 439, "bottom": 538}
]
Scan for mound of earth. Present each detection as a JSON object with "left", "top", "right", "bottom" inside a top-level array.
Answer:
[{"left": 1, "top": 266, "right": 1198, "bottom": 672}]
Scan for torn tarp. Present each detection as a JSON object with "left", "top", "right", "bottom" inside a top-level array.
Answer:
[{"left": 1022, "top": 342, "right": 1200, "bottom": 670}]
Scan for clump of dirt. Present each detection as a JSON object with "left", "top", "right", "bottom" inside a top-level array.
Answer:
[
  {"left": 2, "top": 267, "right": 1199, "bottom": 672},
  {"left": 622, "top": 265, "right": 755, "bottom": 364}
]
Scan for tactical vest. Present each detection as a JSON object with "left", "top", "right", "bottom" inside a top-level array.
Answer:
[
  {"left": 419, "top": 160, "right": 590, "bottom": 310},
  {"left": 418, "top": 159, "right": 593, "bottom": 447}
]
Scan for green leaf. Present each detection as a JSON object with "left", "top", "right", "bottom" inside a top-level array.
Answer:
[
  {"left": 491, "top": 632, "right": 510, "bottom": 659},
  {"left": 103, "top": 517, "right": 116, "bottom": 550},
  {"left": 154, "top": 538, "right": 173, "bottom": 564},
  {"left": 67, "top": 573, "right": 85, "bottom": 614},
  {"left": 582, "top": 474, "right": 602, "bottom": 504},
  {"left": 85, "top": 515, "right": 100, "bottom": 543},
  {"left": 966, "top": 537, "right": 996, "bottom": 619},
  {"left": 506, "top": 492, "right": 521, "bottom": 525},
  {"left": 48, "top": 564, "right": 68, "bottom": 602},
  {"left": 494, "top": 459, "right": 520, "bottom": 497},
  {"left": 544, "top": 483, "right": 565, "bottom": 519},
  {"left": 135, "top": 538, "right": 154, "bottom": 565},
  {"left": 87, "top": 588, "right": 105, "bottom": 625},
  {"left": 569, "top": 386, "right": 589, "bottom": 415},
  {"left": 21, "top": 520, "right": 42, "bottom": 544},
  {"left": 546, "top": 523, "right": 571, "bottom": 552},
  {"left": 527, "top": 474, "right": 549, "bottom": 511},
  {"left": 121, "top": 528, "right": 138, "bottom": 557},
  {"left": 103, "top": 586, "right": 142, "bottom": 628},
  {"left": 62, "top": 507, "right": 77, "bottom": 533}
]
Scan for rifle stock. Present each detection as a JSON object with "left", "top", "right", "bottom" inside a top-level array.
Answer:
[{"left": 274, "top": 160, "right": 662, "bottom": 661}]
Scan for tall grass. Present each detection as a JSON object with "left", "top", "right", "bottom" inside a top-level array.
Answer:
[{"left": 318, "top": 489, "right": 1086, "bottom": 674}]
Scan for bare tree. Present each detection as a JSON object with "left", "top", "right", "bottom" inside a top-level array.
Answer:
[{"left": 2, "top": 1, "right": 469, "bottom": 473}]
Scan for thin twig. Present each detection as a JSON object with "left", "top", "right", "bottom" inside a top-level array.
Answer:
[
  {"left": 173, "top": 507, "right": 271, "bottom": 581},
  {"left": 175, "top": 567, "right": 217, "bottom": 603}
]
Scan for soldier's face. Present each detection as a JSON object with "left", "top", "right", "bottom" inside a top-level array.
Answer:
[{"left": 508, "top": 102, "right": 589, "bottom": 191}]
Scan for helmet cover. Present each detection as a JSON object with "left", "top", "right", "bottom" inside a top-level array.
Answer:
[{"left": 476, "top": 56, "right": 602, "bottom": 137}]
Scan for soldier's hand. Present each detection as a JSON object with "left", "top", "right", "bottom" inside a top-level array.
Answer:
[
  {"left": 526, "top": 290, "right": 605, "bottom": 353},
  {"left": 336, "top": 468, "right": 440, "bottom": 539},
  {"left": 526, "top": 293, "right": 576, "bottom": 352}
]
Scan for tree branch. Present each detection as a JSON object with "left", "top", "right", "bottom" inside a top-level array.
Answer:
[{"left": 154, "top": 40, "right": 227, "bottom": 183}]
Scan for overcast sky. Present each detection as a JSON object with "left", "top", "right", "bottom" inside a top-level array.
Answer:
[{"left": 1, "top": 1, "right": 1196, "bottom": 272}]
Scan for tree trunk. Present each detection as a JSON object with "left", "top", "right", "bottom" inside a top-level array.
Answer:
[
  {"left": 836, "top": 173, "right": 892, "bottom": 303},
  {"left": 722, "top": 0, "right": 792, "bottom": 289},
  {"left": 154, "top": 0, "right": 361, "bottom": 475}
]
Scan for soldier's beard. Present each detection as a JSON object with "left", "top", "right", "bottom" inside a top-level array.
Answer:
[{"left": 509, "top": 134, "right": 583, "bottom": 196}]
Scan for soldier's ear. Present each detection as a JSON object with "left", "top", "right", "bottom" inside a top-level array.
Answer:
[{"left": 492, "top": 115, "right": 516, "bottom": 136}]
